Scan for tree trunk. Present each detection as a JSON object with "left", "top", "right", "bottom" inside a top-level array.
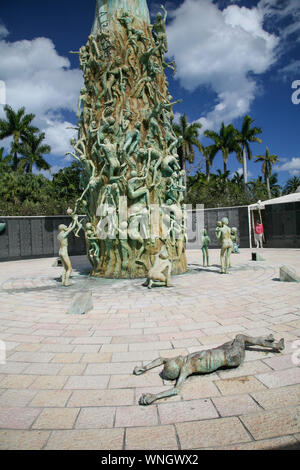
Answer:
[
  {"left": 206, "top": 160, "right": 210, "bottom": 180},
  {"left": 267, "top": 177, "right": 272, "bottom": 199},
  {"left": 242, "top": 145, "right": 248, "bottom": 189},
  {"left": 183, "top": 158, "right": 187, "bottom": 192}
]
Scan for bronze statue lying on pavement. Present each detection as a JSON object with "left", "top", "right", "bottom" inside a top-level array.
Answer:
[{"left": 133, "top": 334, "right": 284, "bottom": 405}]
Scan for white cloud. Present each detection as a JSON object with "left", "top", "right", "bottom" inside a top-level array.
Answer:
[
  {"left": 149, "top": 1, "right": 176, "bottom": 20},
  {"left": 166, "top": 0, "right": 279, "bottom": 130},
  {"left": 276, "top": 157, "right": 300, "bottom": 176},
  {"left": 42, "top": 119, "right": 78, "bottom": 158},
  {"left": 230, "top": 167, "right": 253, "bottom": 179},
  {"left": 33, "top": 164, "right": 65, "bottom": 180},
  {"left": 278, "top": 60, "right": 300, "bottom": 80},
  {"left": 0, "top": 28, "right": 83, "bottom": 157},
  {"left": 258, "top": 0, "right": 300, "bottom": 43},
  {"left": 173, "top": 112, "right": 182, "bottom": 125},
  {"left": 0, "top": 23, "right": 8, "bottom": 39}
]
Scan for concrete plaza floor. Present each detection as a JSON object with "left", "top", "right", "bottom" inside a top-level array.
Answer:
[{"left": 0, "top": 248, "right": 299, "bottom": 450}]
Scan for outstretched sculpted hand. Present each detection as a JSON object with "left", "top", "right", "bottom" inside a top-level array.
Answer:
[
  {"left": 133, "top": 366, "right": 145, "bottom": 375},
  {"left": 139, "top": 393, "right": 156, "bottom": 406}
]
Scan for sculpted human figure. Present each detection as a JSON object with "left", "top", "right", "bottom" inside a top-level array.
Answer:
[
  {"left": 161, "top": 154, "right": 181, "bottom": 176},
  {"left": 134, "top": 334, "right": 284, "bottom": 405},
  {"left": 71, "top": 137, "right": 87, "bottom": 159},
  {"left": 86, "top": 222, "right": 100, "bottom": 267},
  {"left": 88, "top": 33, "right": 101, "bottom": 60},
  {"left": 215, "top": 220, "right": 222, "bottom": 243},
  {"left": 98, "top": 138, "right": 120, "bottom": 182},
  {"left": 163, "top": 59, "right": 176, "bottom": 75},
  {"left": 76, "top": 166, "right": 102, "bottom": 210},
  {"left": 117, "top": 221, "right": 132, "bottom": 272},
  {"left": 166, "top": 172, "right": 185, "bottom": 204},
  {"left": 142, "top": 247, "right": 172, "bottom": 289},
  {"left": 168, "top": 135, "right": 182, "bottom": 156},
  {"left": 161, "top": 200, "right": 183, "bottom": 245},
  {"left": 66, "top": 208, "right": 83, "bottom": 238},
  {"left": 152, "top": 5, "right": 168, "bottom": 54},
  {"left": 139, "top": 146, "right": 163, "bottom": 187},
  {"left": 77, "top": 87, "right": 90, "bottom": 118},
  {"left": 129, "top": 27, "right": 148, "bottom": 55},
  {"left": 99, "top": 56, "right": 128, "bottom": 104},
  {"left": 96, "top": 115, "right": 116, "bottom": 143},
  {"left": 57, "top": 220, "right": 77, "bottom": 286},
  {"left": 201, "top": 228, "right": 210, "bottom": 267},
  {"left": 231, "top": 227, "right": 240, "bottom": 255},
  {"left": 127, "top": 171, "right": 150, "bottom": 207},
  {"left": 140, "top": 44, "right": 160, "bottom": 77},
  {"left": 118, "top": 12, "right": 133, "bottom": 35},
  {"left": 128, "top": 207, "right": 150, "bottom": 260},
  {"left": 123, "top": 122, "right": 141, "bottom": 157},
  {"left": 70, "top": 44, "right": 90, "bottom": 72},
  {"left": 132, "top": 77, "right": 153, "bottom": 106},
  {"left": 216, "top": 217, "right": 233, "bottom": 274}
]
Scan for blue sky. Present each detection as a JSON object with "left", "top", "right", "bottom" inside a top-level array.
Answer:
[{"left": 0, "top": 0, "right": 299, "bottom": 187}]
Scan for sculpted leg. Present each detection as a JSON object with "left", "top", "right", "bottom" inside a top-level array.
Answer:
[
  {"left": 239, "top": 334, "right": 284, "bottom": 351},
  {"left": 206, "top": 248, "right": 210, "bottom": 266},
  {"left": 61, "top": 257, "right": 72, "bottom": 286},
  {"left": 133, "top": 357, "right": 165, "bottom": 376},
  {"left": 220, "top": 247, "right": 226, "bottom": 273},
  {"left": 202, "top": 247, "right": 205, "bottom": 266},
  {"left": 225, "top": 247, "right": 232, "bottom": 272},
  {"left": 61, "top": 269, "right": 66, "bottom": 286},
  {"left": 165, "top": 265, "right": 172, "bottom": 287}
]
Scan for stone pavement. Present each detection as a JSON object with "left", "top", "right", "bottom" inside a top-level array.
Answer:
[{"left": 0, "top": 248, "right": 299, "bottom": 450}]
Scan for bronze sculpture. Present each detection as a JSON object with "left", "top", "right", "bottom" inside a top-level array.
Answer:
[
  {"left": 67, "top": 0, "right": 187, "bottom": 278},
  {"left": 134, "top": 334, "right": 284, "bottom": 405}
]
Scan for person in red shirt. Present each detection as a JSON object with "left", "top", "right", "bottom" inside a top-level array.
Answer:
[{"left": 254, "top": 220, "right": 264, "bottom": 248}]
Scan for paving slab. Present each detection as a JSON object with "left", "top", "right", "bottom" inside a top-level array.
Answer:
[{"left": 0, "top": 248, "right": 300, "bottom": 449}]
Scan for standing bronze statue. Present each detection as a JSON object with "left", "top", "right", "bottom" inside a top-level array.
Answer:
[
  {"left": 57, "top": 221, "right": 77, "bottom": 286},
  {"left": 201, "top": 228, "right": 210, "bottom": 267},
  {"left": 216, "top": 217, "right": 233, "bottom": 274}
]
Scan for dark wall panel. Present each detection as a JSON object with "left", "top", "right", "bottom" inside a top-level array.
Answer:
[
  {"left": 0, "top": 204, "right": 299, "bottom": 261},
  {"left": 187, "top": 206, "right": 250, "bottom": 249},
  {"left": 43, "top": 218, "right": 54, "bottom": 256},
  {"left": 31, "top": 219, "right": 43, "bottom": 256},
  {"left": 8, "top": 219, "right": 21, "bottom": 258},
  {"left": 0, "top": 216, "right": 87, "bottom": 261},
  {"left": 20, "top": 219, "right": 32, "bottom": 257},
  {"left": 0, "top": 220, "right": 9, "bottom": 258},
  {"left": 264, "top": 202, "right": 300, "bottom": 248}
]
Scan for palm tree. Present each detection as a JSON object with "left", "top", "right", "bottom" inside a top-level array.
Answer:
[
  {"left": 236, "top": 115, "right": 262, "bottom": 189},
  {"left": 204, "top": 123, "right": 241, "bottom": 173},
  {"left": 255, "top": 147, "right": 279, "bottom": 199},
  {"left": 231, "top": 171, "right": 244, "bottom": 189},
  {"left": 0, "top": 146, "right": 13, "bottom": 171},
  {"left": 0, "top": 105, "right": 39, "bottom": 170},
  {"left": 17, "top": 132, "right": 51, "bottom": 174},
  {"left": 201, "top": 145, "right": 216, "bottom": 180},
  {"left": 268, "top": 173, "right": 282, "bottom": 198},
  {"left": 283, "top": 176, "right": 300, "bottom": 195},
  {"left": 173, "top": 114, "right": 203, "bottom": 187}
]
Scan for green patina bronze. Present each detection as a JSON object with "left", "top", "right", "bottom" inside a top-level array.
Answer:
[
  {"left": 0, "top": 222, "right": 6, "bottom": 235},
  {"left": 201, "top": 228, "right": 210, "bottom": 267},
  {"left": 68, "top": 0, "right": 187, "bottom": 278},
  {"left": 134, "top": 334, "right": 285, "bottom": 405}
]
